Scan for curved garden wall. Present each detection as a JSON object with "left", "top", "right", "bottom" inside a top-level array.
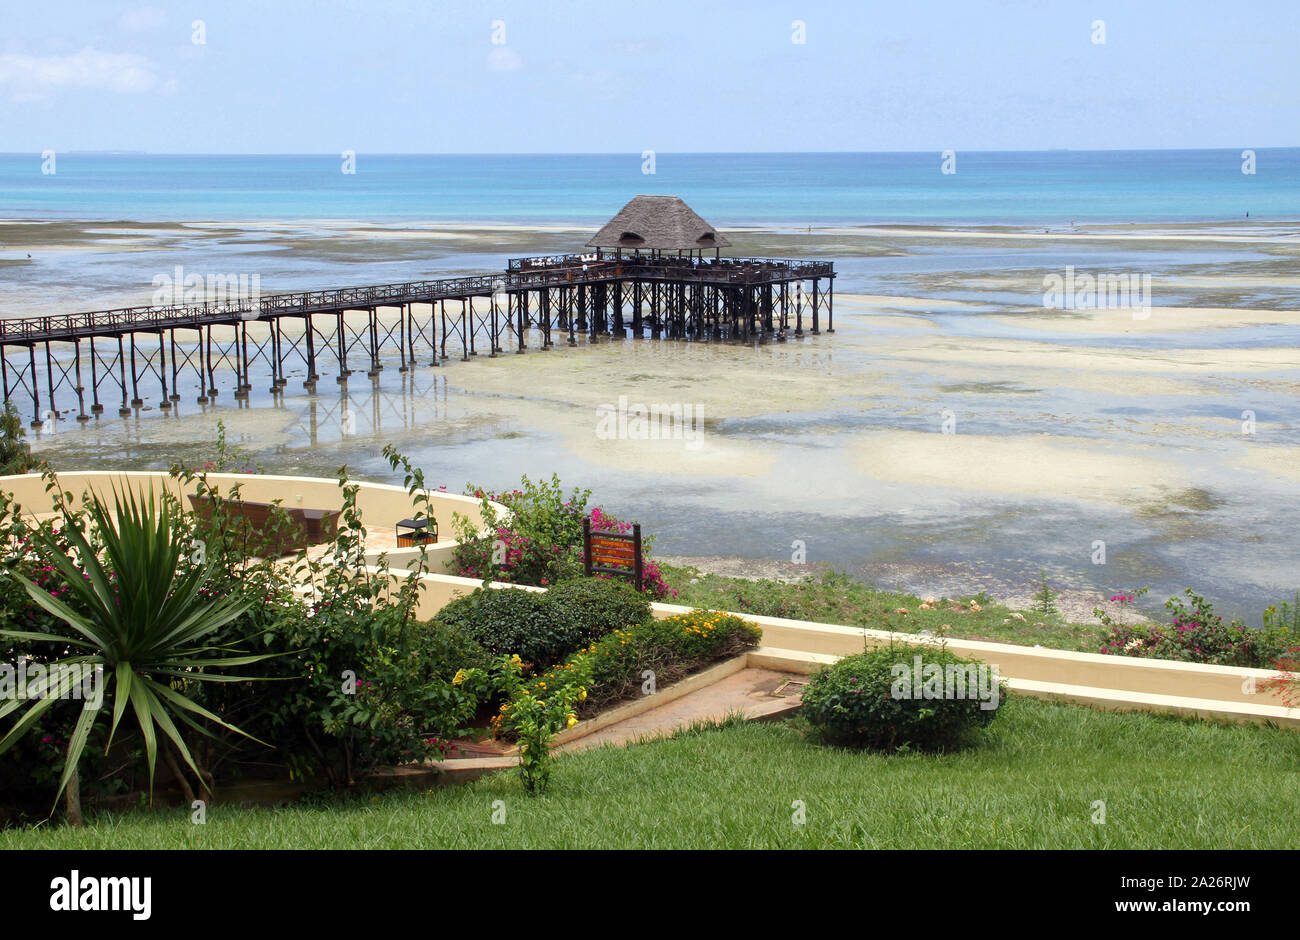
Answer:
[{"left": 0, "top": 470, "right": 502, "bottom": 571}]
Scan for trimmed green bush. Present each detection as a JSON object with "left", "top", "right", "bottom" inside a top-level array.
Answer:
[
  {"left": 433, "top": 587, "right": 577, "bottom": 669},
  {"left": 419, "top": 620, "right": 493, "bottom": 681},
  {"left": 546, "top": 577, "right": 653, "bottom": 646},
  {"left": 801, "top": 644, "right": 1002, "bottom": 752}
]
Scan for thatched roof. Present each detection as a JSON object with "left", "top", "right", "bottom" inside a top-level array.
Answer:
[{"left": 586, "top": 195, "right": 731, "bottom": 251}]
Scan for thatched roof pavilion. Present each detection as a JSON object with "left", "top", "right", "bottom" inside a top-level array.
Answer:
[{"left": 586, "top": 195, "right": 731, "bottom": 257}]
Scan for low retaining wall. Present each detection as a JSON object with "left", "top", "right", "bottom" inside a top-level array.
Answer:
[
  {"left": 386, "top": 570, "right": 1300, "bottom": 727},
  {"left": 0, "top": 470, "right": 502, "bottom": 571}
]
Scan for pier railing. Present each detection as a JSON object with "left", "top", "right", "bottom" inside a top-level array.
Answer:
[{"left": 1, "top": 258, "right": 833, "bottom": 344}]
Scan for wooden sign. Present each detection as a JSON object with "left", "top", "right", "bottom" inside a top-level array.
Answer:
[{"left": 582, "top": 517, "right": 643, "bottom": 591}]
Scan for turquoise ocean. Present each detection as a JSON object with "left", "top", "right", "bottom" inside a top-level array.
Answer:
[{"left": 2, "top": 149, "right": 1298, "bottom": 225}]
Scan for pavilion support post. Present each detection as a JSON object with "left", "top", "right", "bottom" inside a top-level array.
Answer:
[
  {"left": 650, "top": 283, "right": 661, "bottom": 339},
  {"left": 515, "top": 293, "right": 527, "bottom": 353},
  {"left": 567, "top": 288, "right": 577, "bottom": 347},
  {"left": 827, "top": 278, "right": 834, "bottom": 333},
  {"left": 540, "top": 288, "right": 552, "bottom": 348},
  {"left": 811, "top": 281, "right": 820, "bottom": 335},
  {"left": 795, "top": 282, "right": 804, "bottom": 335},
  {"left": 632, "top": 281, "right": 642, "bottom": 336},
  {"left": 611, "top": 282, "right": 625, "bottom": 336}
]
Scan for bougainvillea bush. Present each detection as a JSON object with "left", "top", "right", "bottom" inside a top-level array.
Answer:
[
  {"left": 1096, "top": 587, "right": 1294, "bottom": 668},
  {"left": 449, "top": 474, "right": 675, "bottom": 599}
]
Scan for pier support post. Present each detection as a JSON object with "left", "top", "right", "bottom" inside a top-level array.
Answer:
[
  {"left": 117, "top": 335, "right": 131, "bottom": 415},
  {"left": 515, "top": 293, "right": 526, "bottom": 353},
  {"left": 158, "top": 331, "right": 171, "bottom": 409},
  {"left": 336, "top": 311, "right": 351, "bottom": 382},
  {"left": 44, "top": 341, "right": 57, "bottom": 422},
  {"left": 366, "top": 307, "right": 381, "bottom": 377},
  {"left": 168, "top": 330, "right": 181, "bottom": 400},
  {"left": 74, "top": 339, "right": 89, "bottom": 421},
  {"left": 305, "top": 314, "right": 318, "bottom": 389},
  {"left": 29, "top": 345, "right": 42, "bottom": 427},
  {"left": 234, "top": 321, "right": 250, "bottom": 399},
  {"left": 128, "top": 333, "right": 143, "bottom": 407},
  {"left": 89, "top": 338, "right": 104, "bottom": 413}
]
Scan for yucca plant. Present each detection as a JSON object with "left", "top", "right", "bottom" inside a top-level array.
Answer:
[{"left": 0, "top": 484, "right": 274, "bottom": 818}]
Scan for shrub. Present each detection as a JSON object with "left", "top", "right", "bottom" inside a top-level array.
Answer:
[
  {"left": 489, "top": 610, "right": 762, "bottom": 736},
  {"left": 433, "top": 587, "right": 578, "bottom": 670},
  {"left": 450, "top": 474, "right": 590, "bottom": 587},
  {"left": 419, "top": 621, "right": 493, "bottom": 681},
  {"left": 1097, "top": 587, "right": 1292, "bottom": 668},
  {"left": 0, "top": 451, "right": 492, "bottom": 811},
  {"left": 163, "top": 454, "right": 480, "bottom": 787},
  {"left": 801, "top": 643, "right": 1002, "bottom": 752},
  {"left": 457, "top": 654, "right": 590, "bottom": 795},
  {"left": 0, "top": 400, "right": 38, "bottom": 476},
  {"left": 545, "top": 577, "right": 653, "bottom": 646},
  {"left": 448, "top": 474, "right": 677, "bottom": 600}
]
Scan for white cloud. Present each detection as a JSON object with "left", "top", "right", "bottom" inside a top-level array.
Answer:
[
  {"left": 0, "top": 49, "right": 160, "bottom": 100},
  {"left": 487, "top": 47, "right": 523, "bottom": 72},
  {"left": 121, "top": 6, "right": 167, "bottom": 32}
]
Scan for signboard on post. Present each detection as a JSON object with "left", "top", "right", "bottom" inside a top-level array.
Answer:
[{"left": 582, "top": 517, "right": 643, "bottom": 591}]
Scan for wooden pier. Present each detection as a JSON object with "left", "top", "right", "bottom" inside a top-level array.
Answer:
[{"left": 0, "top": 197, "right": 834, "bottom": 427}]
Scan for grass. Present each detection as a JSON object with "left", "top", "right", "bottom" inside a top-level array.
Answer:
[
  {"left": 5, "top": 697, "right": 1298, "bottom": 849},
  {"left": 659, "top": 564, "right": 1100, "bottom": 651}
]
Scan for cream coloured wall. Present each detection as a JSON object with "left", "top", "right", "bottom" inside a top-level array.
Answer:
[{"left": 0, "top": 470, "right": 502, "bottom": 572}]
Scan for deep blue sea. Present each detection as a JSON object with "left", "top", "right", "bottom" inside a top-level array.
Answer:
[{"left": 2, "top": 150, "right": 1297, "bottom": 226}]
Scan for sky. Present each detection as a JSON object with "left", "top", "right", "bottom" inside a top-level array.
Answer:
[{"left": 1, "top": 0, "right": 1297, "bottom": 154}]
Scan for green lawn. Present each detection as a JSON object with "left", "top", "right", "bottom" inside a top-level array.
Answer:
[
  {"left": 5, "top": 697, "right": 1298, "bottom": 849},
  {"left": 660, "top": 564, "right": 1102, "bottom": 651}
]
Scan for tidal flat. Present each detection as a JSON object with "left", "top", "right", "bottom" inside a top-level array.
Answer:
[{"left": 10, "top": 219, "right": 1300, "bottom": 623}]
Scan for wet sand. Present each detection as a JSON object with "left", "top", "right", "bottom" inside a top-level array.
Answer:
[{"left": 10, "top": 219, "right": 1300, "bottom": 624}]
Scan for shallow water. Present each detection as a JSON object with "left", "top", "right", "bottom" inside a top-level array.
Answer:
[{"left": 23, "top": 247, "right": 1300, "bottom": 628}]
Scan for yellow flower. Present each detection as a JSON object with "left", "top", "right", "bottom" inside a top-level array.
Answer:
[
  {"left": 452, "top": 669, "right": 466, "bottom": 686},
  {"left": 566, "top": 714, "right": 578, "bottom": 728},
  {"left": 578, "top": 688, "right": 587, "bottom": 701}
]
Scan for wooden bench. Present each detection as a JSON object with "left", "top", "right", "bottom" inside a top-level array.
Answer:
[{"left": 188, "top": 494, "right": 341, "bottom": 556}]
